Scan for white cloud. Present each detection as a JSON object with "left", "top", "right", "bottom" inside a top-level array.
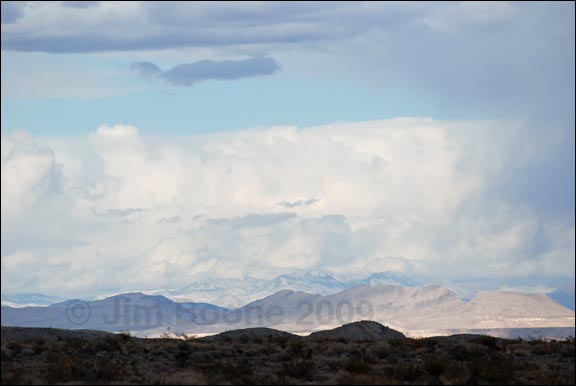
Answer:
[
  {"left": 424, "top": 1, "right": 517, "bottom": 30},
  {"left": 1, "top": 118, "right": 574, "bottom": 296},
  {"left": 1, "top": 130, "right": 70, "bottom": 221},
  {"left": 93, "top": 123, "right": 139, "bottom": 138}
]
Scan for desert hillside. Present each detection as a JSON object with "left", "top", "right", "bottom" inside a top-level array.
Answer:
[{"left": 1, "top": 321, "right": 574, "bottom": 385}]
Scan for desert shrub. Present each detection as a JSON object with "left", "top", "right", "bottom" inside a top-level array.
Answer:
[
  {"left": 91, "top": 356, "right": 128, "bottom": 383},
  {"left": 5, "top": 343, "right": 22, "bottom": 355},
  {"left": 472, "top": 335, "right": 497, "bottom": 349},
  {"left": 345, "top": 357, "right": 370, "bottom": 374},
  {"left": 118, "top": 331, "right": 132, "bottom": 342},
  {"left": 268, "top": 335, "right": 289, "bottom": 348},
  {"left": 0, "top": 366, "right": 23, "bottom": 385},
  {"left": 424, "top": 356, "right": 446, "bottom": 377},
  {"left": 222, "top": 336, "right": 232, "bottom": 343},
  {"left": 530, "top": 343, "right": 550, "bottom": 355},
  {"left": 447, "top": 344, "right": 471, "bottom": 361},
  {"left": 561, "top": 341, "right": 576, "bottom": 358},
  {"left": 372, "top": 342, "right": 391, "bottom": 358},
  {"left": 1, "top": 347, "right": 17, "bottom": 362},
  {"left": 326, "top": 358, "right": 344, "bottom": 371},
  {"left": 251, "top": 373, "right": 281, "bottom": 385},
  {"left": 528, "top": 337, "right": 546, "bottom": 345},
  {"left": 335, "top": 372, "right": 375, "bottom": 385},
  {"left": 378, "top": 365, "right": 395, "bottom": 377},
  {"left": 140, "top": 375, "right": 169, "bottom": 385},
  {"left": 32, "top": 338, "right": 46, "bottom": 346},
  {"left": 287, "top": 340, "right": 306, "bottom": 358},
  {"left": 46, "top": 358, "right": 73, "bottom": 384},
  {"left": 258, "top": 346, "right": 280, "bottom": 356},
  {"left": 70, "top": 358, "right": 102, "bottom": 381},
  {"left": 469, "top": 344, "right": 487, "bottom": 358},
  {"left": 412, "top": 337, "right": 438, "bottom": 349},
  {"left": 158, "top": 370, "right": 208, "bottom": 385},
  {"left": 394, "top": 361, "right": 422, "bottom": 382},
  {"left": 325, "top": 342, "right": 349, "bottom": 357},
  {"left": 92, "top": 336, "right": 123, "bottom": 353},
  {"left": 202, "top": 359, "right": 253, "bottom": 380},
  {"left": 481, "top": 356, "right": 514, "bottom": 385},
  {"left": 45, "top": 348, "right": 62, "bottom": 364},
  {"left": 388, "top": 338, "right": 405, "bottom": 347},
  {"left": 174, "top": 332, "right": 197, "bottom": 341},
  {"left": 239, "top": 335, "right": 250, "bottom": 344},
  {"left": 275, "top": 351, "right": 293, "bottom": 362},
  {"left": 282, "top": 360, "right": 314, "bottom": 382},
  {"left": 175, "top": 341, "right": 191, "bottom": 367}
]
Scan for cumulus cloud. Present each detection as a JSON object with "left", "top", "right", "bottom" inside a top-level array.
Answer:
[
  {"left": 1, "top": 118, "right": 574, "bottom": 297},
  {"left": 1, "top": 131, "right": 74, "bottom": 254},
  {"left": 131, "top": 57, "right": 279, "bottom": 87},
  {"left": 1, "top": 131, "right": 66, "bottom": 217},
  {"left": 93, "top": 123, "right": 139, "bottom": 138}
]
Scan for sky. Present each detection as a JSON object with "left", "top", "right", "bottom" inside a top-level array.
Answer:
[{"left": 1, "top": 1, "right": 574, "bottom": 297}]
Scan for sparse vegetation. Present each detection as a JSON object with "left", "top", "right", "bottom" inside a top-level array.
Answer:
[
  {"left": 424, "top": 356, "right": 447, "bottom": 377},
  {"left": 394, "top": 360, "right": 422, "bottom": 382},
  {"left": 1, "top": 326, "right": 574, "bottom": 385}
]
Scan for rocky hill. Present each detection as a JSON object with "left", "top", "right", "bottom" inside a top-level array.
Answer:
[{"left": 308, "top": 320, "right": 406, "bottom": 342}]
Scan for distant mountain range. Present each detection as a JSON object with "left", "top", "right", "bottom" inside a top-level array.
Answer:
[
  {"left": 2, "top": 283, "right": 574, "bottom": 339},
  {"left": 3, "top": 271, "right": 573, "bottom": 312},
  {"left": 146, "top": 270, "right": 475, "bottom": 308},
  {"left": 548, "top": 284, "right": 576, "bottom": 310},
  {"left": 0, "top": 293, "right": 67, "bottom": 308},
  {"left": 1, "top": 292, "right": 227, "bottom": 332},
  {"left": 228, "top": 284, "right": 574, "bottom": 334}
]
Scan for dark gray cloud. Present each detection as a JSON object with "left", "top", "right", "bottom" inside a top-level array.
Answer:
[
  {"left": 277, "top": 198, "right": 319, "bottom": 209},
  {"left": 0, "top": 1, "right": 427, "bottom": 52},
  {"left": 131, "top": 57, "right": 279, "bottom": 87},
  {"left": 208, "top": 213, "right": 296, "bottom": 229},
  {"left": 95, "top": 208, "right": 148, "bottom": 218},
  {"left": 157, "top": 216, "right": 181, "bottom": 224},
  {"left": 130, "top": 61, "right": 162, "bottom": 79},
  {"left": 0, "top": 1, "right": 98, "bottom": 26},
  {"left": 1, "top": 1, "right": 26, "bottom": 24},
  {"left": 61, "top": 1, "right": 100, "bottom": 9}
]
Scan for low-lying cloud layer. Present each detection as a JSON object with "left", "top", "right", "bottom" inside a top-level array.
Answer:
[{"left": 1, "top": 118, "right": 574, "bottom": 297}]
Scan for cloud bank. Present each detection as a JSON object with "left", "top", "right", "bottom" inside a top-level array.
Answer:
[
  {"left": 0, "top": 1, "right": 523, "bottom": 53},
  {"left": 1, "top": 119, "right": 574, "bottom": 297},
  {"left": 131, "top": 57, "right": 279, "bottom": 87}
]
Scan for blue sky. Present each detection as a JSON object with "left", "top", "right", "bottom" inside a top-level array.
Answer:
[
  {"left": 1, "top": 1, "right": 574, "bottom": 297},
  {"left": 1, "top": 48, "right": 503, "bottom": 137},
  {"left": 2, "top": 2, "right": 573, "bottom": 137}
]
